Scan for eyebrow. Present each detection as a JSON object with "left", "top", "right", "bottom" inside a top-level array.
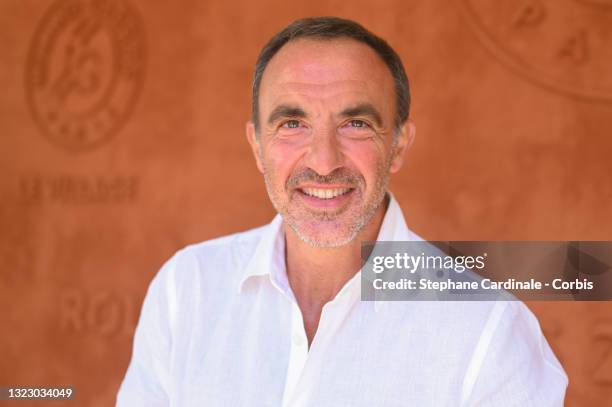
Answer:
[
  {"left": 267, "top": 105, "right": 307, "bottom": 125},
  {"left": 339, "top": 103, "right": 383, "bottom": 127}
]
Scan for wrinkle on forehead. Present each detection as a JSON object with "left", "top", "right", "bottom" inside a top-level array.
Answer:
[{"left": 270, "top": 80, "right": 375, "bottom": 106}]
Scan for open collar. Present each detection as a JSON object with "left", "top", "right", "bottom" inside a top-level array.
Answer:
[{"left": 237, "top": 192, "right": 421, "bottom": 308}]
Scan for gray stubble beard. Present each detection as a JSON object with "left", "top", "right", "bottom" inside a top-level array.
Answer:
[{"left": 262, "top": 151, "right": 394, "bottom": 248}]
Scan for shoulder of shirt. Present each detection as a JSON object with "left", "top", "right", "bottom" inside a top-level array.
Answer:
[
  {"left": 182, "top": 222, "right": 268, "bottom": 257},
  {"left": 156, "top": 223, "right": 270, "bottom": 290}
]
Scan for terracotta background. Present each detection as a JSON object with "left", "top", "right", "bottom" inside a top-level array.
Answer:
[{"left": 1, "top": 0, "right": 611, "bottom": 406}]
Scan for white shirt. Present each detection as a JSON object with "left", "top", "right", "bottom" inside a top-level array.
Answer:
[{"left": 117, "top": 195, "right": 568, "bottom": 406}]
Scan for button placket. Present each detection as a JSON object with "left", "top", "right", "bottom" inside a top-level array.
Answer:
[{"left": 281, "top": 302, "right": 309, "bottom": 407}]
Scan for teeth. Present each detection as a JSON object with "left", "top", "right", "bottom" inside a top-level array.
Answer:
[{"left": 302, "top": 187, "right": 351, "bottom": 199}]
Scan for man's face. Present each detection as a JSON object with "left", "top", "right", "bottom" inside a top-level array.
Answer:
[{"left": 247, "top": 38, "right": 413, "bottom": 247}]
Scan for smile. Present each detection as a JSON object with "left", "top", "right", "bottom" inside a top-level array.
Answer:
[{"left": 300, "top": 187, "right": 353, "bottom": 199}]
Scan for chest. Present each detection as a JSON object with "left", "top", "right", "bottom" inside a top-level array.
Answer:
[{"left": 169, "top": 296, "right": 467, "bottom": 407}]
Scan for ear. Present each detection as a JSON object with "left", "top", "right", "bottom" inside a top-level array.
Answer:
[
  {"left": 246, "top": 121, "right": 264, "bottom": 173},
  {"left": 389, "top": 119, "right": 416, "bottom": 173}
]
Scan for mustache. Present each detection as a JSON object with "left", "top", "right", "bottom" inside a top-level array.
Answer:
[{"left": 286, "top": 168, "right": 363, "bottom": 189}]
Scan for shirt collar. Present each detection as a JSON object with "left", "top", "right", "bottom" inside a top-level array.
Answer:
[
  {"left": 237, "top": 192, "right": 421, "bottom": 301},
  {"left": 364, "top": 193, "right": 421, "bottom": 311},
  {"left": 237, "top": 213, "right": 287, "bottom": 295}
]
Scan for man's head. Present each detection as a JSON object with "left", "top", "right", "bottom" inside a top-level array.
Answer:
[{"left": 246, "top": 17, "right": 416, "bottom": 247}]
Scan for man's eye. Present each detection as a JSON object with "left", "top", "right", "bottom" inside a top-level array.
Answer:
[
  {"left": 282, "top": 120, "right": 301, "bottom": 129},
  {"left": 348, "top": 120, "right": 368, "bottom": 128}
]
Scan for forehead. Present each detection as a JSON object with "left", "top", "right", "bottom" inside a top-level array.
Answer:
[{"left": 259, "top": 38, "right": 396, "bottom": 113}]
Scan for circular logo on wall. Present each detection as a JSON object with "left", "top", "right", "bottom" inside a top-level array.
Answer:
[
  {"left": 457, "top": 0, "right": 612, "bottom": 102},
  {"left": 26, "top": 0, "right": 146, "bottom": 151}
]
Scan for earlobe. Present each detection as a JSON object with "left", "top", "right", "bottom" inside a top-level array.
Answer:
[
  {"left": 390, "top": 120, "right": 416, "bottom": 173},
  {"left": 246, "top": 122, "right": 264, "bottom": 173}
]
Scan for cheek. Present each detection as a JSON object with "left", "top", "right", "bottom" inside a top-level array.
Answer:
[
  {"left": 340, "top": 139, "right": 388, "bottom": 184},
  {"left": 263, "top": 140, "right": 306, "bottom": 184}
]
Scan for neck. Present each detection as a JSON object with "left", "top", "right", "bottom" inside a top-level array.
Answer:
[{"left": 284, "top": 194, "right": 389, "bottom": 345}]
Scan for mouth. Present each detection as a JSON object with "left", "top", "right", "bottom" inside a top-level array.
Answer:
[
  {"left": 300, "top": 187, "right": 353, "bottom": 199},
  {"left": 294, "top": 185, "right": 356, "bottom": 209}
]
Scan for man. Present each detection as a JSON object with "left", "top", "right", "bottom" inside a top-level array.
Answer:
[{"left": 117, "top": 17, "right": 567, "bottom": 406}]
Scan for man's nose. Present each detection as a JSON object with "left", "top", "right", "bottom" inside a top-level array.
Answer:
[{"left": 303, "top": 128, "right": 344, "bottom": 176}]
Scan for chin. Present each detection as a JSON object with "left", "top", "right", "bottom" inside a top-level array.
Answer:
[
  {"left": 295, "top": 229, "right": 356, "bottom": 248},
  {"left": 288, "top": 218, "right": 362, "bottom": 248}
]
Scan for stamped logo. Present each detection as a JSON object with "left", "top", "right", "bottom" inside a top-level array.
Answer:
[
  {"left": 457, "top": 0, "right": 612, "bottom": 102},
  {"left": 26, "top": 0, "right": 146, "bottom": 151}
]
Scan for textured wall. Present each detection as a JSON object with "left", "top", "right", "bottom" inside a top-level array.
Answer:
[{"left": 1, "top": 0, "right": 611, "bottom": 405}]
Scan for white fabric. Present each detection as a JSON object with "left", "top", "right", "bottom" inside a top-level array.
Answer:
[{"left": 117, "top": 195, "right": 568, "bottom": 406}]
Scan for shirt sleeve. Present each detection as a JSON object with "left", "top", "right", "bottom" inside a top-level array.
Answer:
[
  {"left": 116, "top": 255, "right": 177, "bottom": 407},
  {"left": 462, "top": 301, "right": 568, "bottom": 407}
]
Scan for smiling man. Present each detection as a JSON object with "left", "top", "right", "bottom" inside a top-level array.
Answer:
[{"left": 117, "top": 17, "right": 567, "bottom": 406}]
